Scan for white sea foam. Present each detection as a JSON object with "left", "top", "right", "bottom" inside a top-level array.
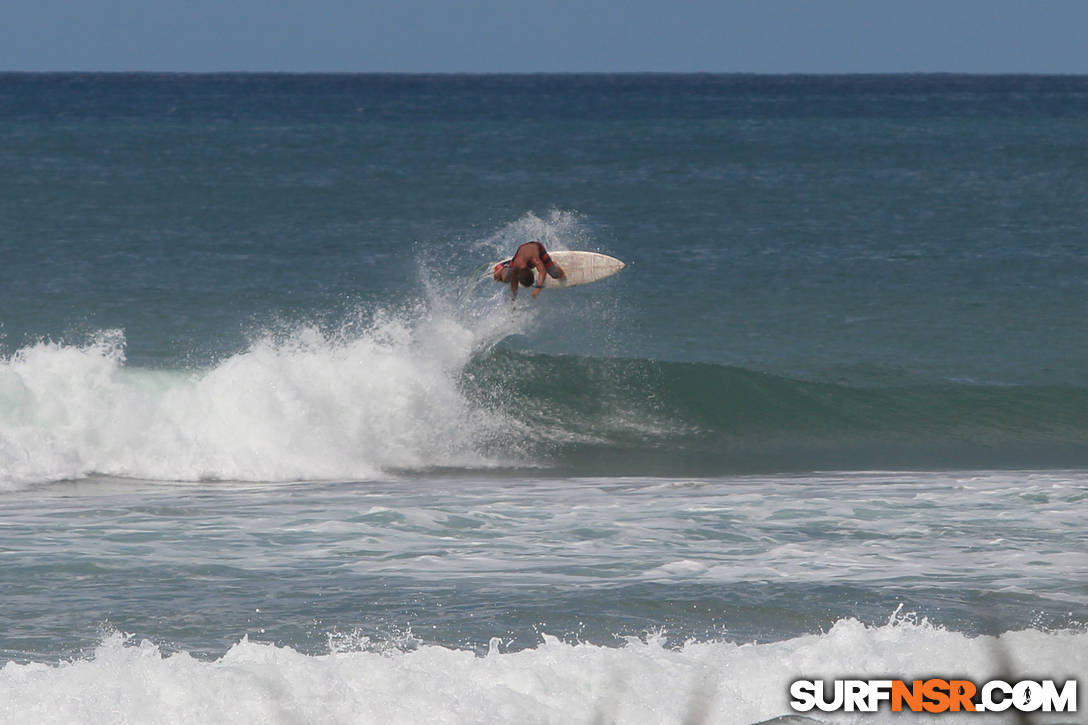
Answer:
[
  {"left": 0, "top": 618, "right": 1084, "bottom": 725},
  {"left": 0, "top": 304, "right": 522, "bottom": 489},
  {"left": 0, "top": 210, "right": 615, "bottom": 489},
  {"left": 468, "top": 208, "right": 590, "bottom": 257}
]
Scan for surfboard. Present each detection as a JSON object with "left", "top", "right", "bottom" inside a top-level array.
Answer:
[{"left": 490, "top": 250, "right": 625, "bottom": 289}]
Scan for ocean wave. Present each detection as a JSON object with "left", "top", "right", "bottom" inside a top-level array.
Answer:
[
  {"left": 468, "top": 348, "right": 1088, "bottom": 475},
  {"left": 1, "top": 617, "right": 1084, "bottom": 725},
  {"left": 3, "top": 313, "right": 1088, "bottom": 488},
  {"left": 0, "top": 314, "right": 516, "bottom": 489}
]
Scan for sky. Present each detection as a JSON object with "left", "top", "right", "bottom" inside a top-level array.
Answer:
[{"left": 1, "top": 0, "right": 1086, "bottom": 74}]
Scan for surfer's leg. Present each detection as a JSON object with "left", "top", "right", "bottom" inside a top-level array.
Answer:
[{"left": 539, "top": 250, "right": 562, "bottom": 278}]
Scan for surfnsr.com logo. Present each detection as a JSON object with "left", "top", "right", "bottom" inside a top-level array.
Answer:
[{"left": 789, "top": 678, "right": 1078, "bottom": 714}]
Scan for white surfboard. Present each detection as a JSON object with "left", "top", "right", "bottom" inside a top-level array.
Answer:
[{"left": 490, "top": 250, "right": 625, "bottom": 289}]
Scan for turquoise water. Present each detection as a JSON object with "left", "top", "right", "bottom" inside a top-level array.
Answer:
[{"left": 1, "top": 75, "right": 1086, "bottom": 724}]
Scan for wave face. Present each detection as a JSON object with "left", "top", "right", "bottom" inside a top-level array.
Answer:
[
  {"left": 3, "top": 314, "right": 1088, "bottom": 488},
  {"left": 468, "top": 348, "right": 1088, "bottom": 475}
]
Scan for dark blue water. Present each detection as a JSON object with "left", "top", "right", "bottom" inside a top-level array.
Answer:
[
  {"left": 1, "top": 75, "right": 1086, "bottom": 725},
  {"left": 4, "top": 73, "right": 1088, "bottom": 476}
]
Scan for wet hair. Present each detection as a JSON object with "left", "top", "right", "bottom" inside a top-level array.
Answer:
[{"left": 518, "top": 269, "right": 534, "bottom": 287}]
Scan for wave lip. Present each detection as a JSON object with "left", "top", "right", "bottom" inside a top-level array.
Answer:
[{"left": 0, "top": 319, "right": 506, "bottom": 489}]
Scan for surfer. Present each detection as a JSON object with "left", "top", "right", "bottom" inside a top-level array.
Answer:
[{"left": 492, "top": 241, "right": 566, "bottom": 300}]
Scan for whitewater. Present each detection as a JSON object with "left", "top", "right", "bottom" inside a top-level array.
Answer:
[
  {"left": 0, "top": 316, "right": 510, "bottom": 488},
  {"left": 2, "top": 624, "right": 1085, "bottom": 725},
  {"left": 2, "top": 468, "right": 1086, "bottom": 724},
  {"left": 3, "top": 73, "right": 1088, "bottom": 724}
]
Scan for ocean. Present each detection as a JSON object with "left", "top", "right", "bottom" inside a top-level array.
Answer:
[{"left": 0, "top": 73, "right": 1086, "bottom": 723}]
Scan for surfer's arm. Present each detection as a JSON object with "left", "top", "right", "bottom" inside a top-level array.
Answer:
[{"left": 531, "top": 260, "right": 547, "bottom": 298}]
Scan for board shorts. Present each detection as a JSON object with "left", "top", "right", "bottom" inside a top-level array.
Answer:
[{"left": 537, "top": 246, "right": 562, "bottom": 278}]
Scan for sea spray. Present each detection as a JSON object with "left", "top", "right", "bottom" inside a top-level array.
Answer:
[
  {"left": 1, "top": 619, "right": 1084, "bottom": 725},
  {"left": 5, "top": 73, "right": 1088, "bottom": 725},
  {"left": 0, "top": 208, "right": 620, "bottom": 489},
  {"left": 467, "top": 209, "right": 594, "bottom": 259},
  {"left": 7, "top": 328, "right": 1088, "bottom": 487},
  {"left": 0, "top": 303, "right": 524, "bottom": 489}
]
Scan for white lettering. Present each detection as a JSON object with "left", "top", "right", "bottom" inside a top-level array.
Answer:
[
  {"left": 789, "top": 681, "right": 816, "bottom": 712},
  {"left": 844, "top": 681, "right": 868, "bottom": 712},
  {"left": 981, "top": 680, "right": 1012, "bottom": 712},
  {"left": 791, "top": 677, "right": 1077, "bottom": 714},
  {"left": 1013, "top": 680, "right": 1043, "bottom": 712},
  {"left": 1040, "top": 680, "right": 1077, "bottom": 712},
  {"left": 867, "top": 680, "right": 893, "bottom": 711},
  {"left": 816, "top": 680, "right": 844, "bottom": 712}
]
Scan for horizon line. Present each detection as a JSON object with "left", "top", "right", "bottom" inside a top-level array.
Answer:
[{"left": 2, "top": 69, "right": 1087, "bottom": 77}]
